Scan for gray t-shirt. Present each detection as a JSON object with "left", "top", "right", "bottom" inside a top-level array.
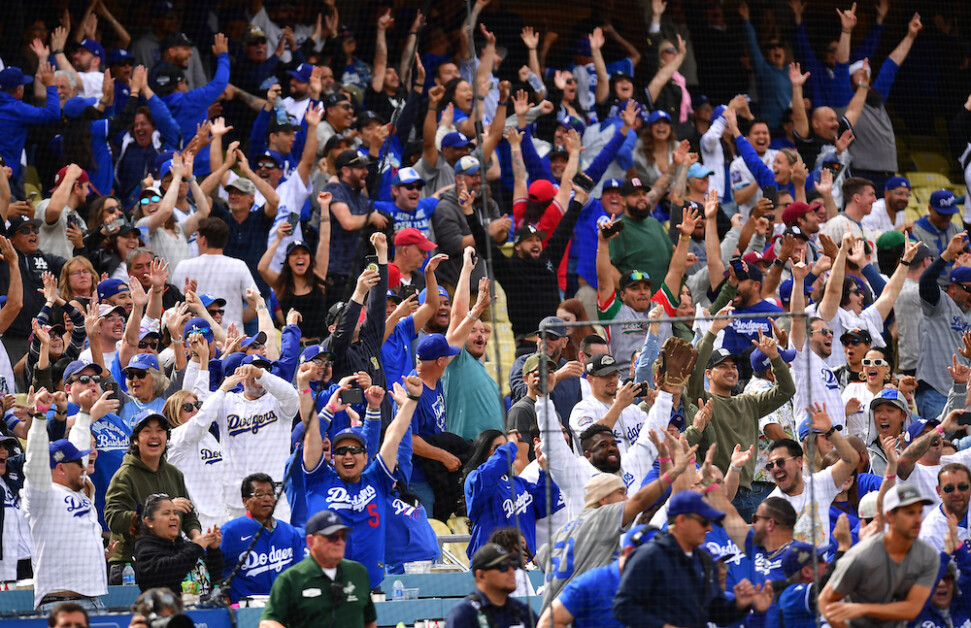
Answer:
[
  {"left": 917, "top": 289, "right": 971, "bottom": 396},
  {"left": 535, "top": 501, "right": 628, "bottom": 608},
  {"left": 895, "top": 279, "right": 921, "bottom": 372},
  {"left": 828, "top": 532, "right": 939, "bottom": 628}
]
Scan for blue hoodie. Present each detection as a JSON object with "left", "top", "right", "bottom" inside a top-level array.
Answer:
[{"left": 160, "top": 52, "right": 230, "bottom": 175}]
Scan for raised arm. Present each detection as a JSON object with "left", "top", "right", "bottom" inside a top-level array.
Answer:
[
  {"left": 589, "top": 28, "right": 610, "bottom": 105},
  {"left": 789, "top": 63, "right": 811, "bottom": 139},
  {"left": 238, "top": 151, "right": 279, "bottom": 217},
  {"left": 421, "top": 86, "right": 446, "bottom": 167},
  {"left": 664, "top": 203, "right": 701, "bottom": 291},
  {"left": 647, "top": 34, "right": 686, "bottom": 103},
  {"left": 604, "top": 22, "right": 641, "bottom": 68},
  {"left": 817, "top": 232, "right": 854, "bottom": 322},
  {"left": 835, "top": 2, "right": 858, "bottom": 64},
  {"left": 370, "top": 10, "right": 393, "bottom": 93},
  {"left": 872, "top": 241, "right": 919, "bottom": 319},
  {"left": 888, "top": 13, "right": 922, "bottom": 67},
  {"left": 380, "top": 377, "right": 423, "bottom": 470}
]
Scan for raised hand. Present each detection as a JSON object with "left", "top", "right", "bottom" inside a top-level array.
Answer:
[
  {"left": 907, "top": 12, "right": 922, "bottom": 38},
  {"left": 520, "top": 26, "right": 539, "bottom": 50},
  {"left": 788, "top": 62, "right": 810, "bottom": 86},
  {"left": 588, "top": 27, "right": 605, "bottom": 51},
  {"left": 836, "top": 2, "right": 858, "bottom": 31}
]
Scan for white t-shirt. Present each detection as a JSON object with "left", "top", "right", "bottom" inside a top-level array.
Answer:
[
  {"left": 792, "top": 340, "right": 846, "bottom": 430},
  {"left": 266, "top": 173, "right": 313, "bottom": 273},
  {"left": 0, "top": 476, "right": 30, "bottom": 581},
  {"left": 823, "top": 306, "right": 887, "bottom": 368},
  {"left": 172, "top": 254, "right": 258, "bottom": 331},
  {"left": 729, "top": 149, "right": 777, "bottom": 218},
  {"left": 136, "top": 217, "right": 191, "bottom": 271},
  {"left": 841, "top": 382, "right": 878, "bottom": 441},
  {"left": 861, "top": 199, "right": 905, "bottom": 233},
  {"left": 905, "top": 448, "right": 971, "bottom": 514},
  {"left": 568, "top": 397, "right": 645, "bottom": 455},
  {"left": 77, "top": 71, "right": 104, "bottom": 99},
  {"left": 35, "top": 199, "right": 84, "bottom": 261},
  {"left": 768, "top": 466, "right": 841, "bottom": 548}
]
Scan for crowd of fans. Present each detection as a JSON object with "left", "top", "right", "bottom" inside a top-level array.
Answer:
[{"left": 0, "top": 0, "right": 970, "bottom": 626}]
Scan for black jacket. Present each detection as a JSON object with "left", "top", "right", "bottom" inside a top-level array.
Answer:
[
  {"left": 614, "top": 530, "right": 749, "bottom": 628},
  {"left": 133, "top": 533, "right": 223, "bottom": 594}
]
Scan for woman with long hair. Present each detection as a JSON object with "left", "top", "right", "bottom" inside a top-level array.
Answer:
[
  {"left": 258, "top": 220, "right": 329, "bottom": 344},
  {"left": 634, "top": 111, "right": 678, "bottom": 187},
  {"left": 463, "top": 429, "right": 560, "bottom": 561},
  {"left": 841, "top": 347, "right": 893, "bottom": 440},
  {"left": 132, "top": 493, "right": 223, "bottom": 594},
  {"left": 439, "top": 77, "right": 477, "bottom": 138},
  {"left": 646, "top": 37, "right": 691, "bottom": 123},
  {"left": 163, "top": 382, "right": 232, "bottom": 531},
  {"left": 550, "top": 70, "right": 586, "bottom": 123},
  {"left": 556, "top": 299, "right": 596, "bottom": 362}
]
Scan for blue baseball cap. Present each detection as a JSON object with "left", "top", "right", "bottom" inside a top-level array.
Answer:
[
  {"left": 332, "top": 427, "right": 366, "bottom": 448},
  {"left": 647, "top": 110, "right": 672, "bottom": 125},
  {"left": 158, "top": 159, "right": 174, "bottom": 180},
  {"left": 870, "top": 388, "right": 910, "bottom": 414},
  {"left": 687, "top": 163, "right": 714, "bottom": 179},
  {"left": 63, "top": 360, "right": 103, "bottom": 383},
  {"left": 575, "top": 36, "right": 592, "bottom": 57},
  {"left": 108, "top": 48, "right": 134, "bottom": 65},
  {"left": 392, "top": 167, "right": 424, "bottom": 187},
  {"left": 0, "top": 67, "right": 33, "bottom": 91},
  {"left": 781, "top": 541, "right": 823, "bottom": 577},
  {"left": 79, "top": 39, "right": 105, "bottom": 62},
  {"left": 532, "top": 316, "right": 568, "bottom": 338},
  {"left": 556, "top": 112, "right": 586, "bottom": 135},
  {"left": 125, "top": 353, "right": 160, "bottom": 372},
  {"left": 622, "top": 524, "right": 651, "bottom": 550},
  {"left": 258, "top": 150, "right": 285, "bottom": 168},
  {"left": 131, "top": 410, "right": 168, "bottom": 435},
  {"left": 300, "top": 345, "right": 334, "bottom": 364},
  {"left": 930, "top": 190, "right": 959, "bottom": 215},
  {"left": 779, "top": 278, "right": 813, "bottom": 304},
  {"left": 97, "top": 278, "right": 130, "bottom": 301},
  {"left": 950, "top": 266, "right": 971, "bottom": 285},
  {"left": 418, "top": 286, "right": 449, "bottom": 305},
  {"left": 904, "top": 417, "right": 940, "bottom": 445},
  {"left": 287, "top": 62, "right": 314, "bottom": 83},
  {"left": 602, "top": 178, "right": 623, "bottom": 191},
  {"left": 63, "top": 96, "right": 97, "bottom": 120},
  {"left": 454, "top": 155, "right": 480, "bottom": 176},
  {"left": 668, "top": 491, "right": 725, "bottom": 522},
  {"left": 199, "top": 294, "right": 227, "bottom": 308},
  {"left": 750, "top": 346, "right": 797, "bottom": 372},
  {"left": 183, "top": 317, "right": 214, "bottom": 342},
  {"left": 884, "top": 176, "right": 910, "bottom": 191},
  {"left": 442, "top": 132, "right": 473, "bottom": 149},
  {"left": 241, "top": 331, "right": 267, "bottom": 349},
  {"left": 416, "top": 333, "right": 461, "bottom": 361},
  {"left": 221, "top": 351, "right": 246, "bottom": 375},
  {"left": 48, "top": 439, "right": 93, "bottom": 469},
  {"left": 241, "top": 354, "right": 273, "bottom": 369}
]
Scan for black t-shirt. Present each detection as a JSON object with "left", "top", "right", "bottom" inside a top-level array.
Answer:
[
  {"left": 211, "top": 204, "right": 275, "bottom": 296},
  {"left": 506, "top": 396, "right": 539, "bottom": 460},
  {"left": 794, "top": 114, "right": 851, "bottom": 169}
]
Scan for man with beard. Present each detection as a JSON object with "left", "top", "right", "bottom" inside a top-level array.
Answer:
[
  {"left": 323, "top": 150, "right": 387, "bottom": 308},
  {"left": 0, "top": 216, "right": 67, "bottom": 364},
  {"left": 442, "top": 256, "right": 504, "bottom": 441},
  {"left": 70, "top": 39, "right": 105, "bottom": 99},
  {"left": 863, "top": 177, "right": 912, "bottom": 233},
  {"left": 765, "top": 403, "right": 859, "bottom": 548},
  {"left": 205, "top": 357, "right": 300, "bottom": 521},
  {"left": 607, "top": 142, "right": 687, "bottom": 286},
  {"left": 315, "top": 93, "right": 357, "bottom": 155},
  {"left": 729, "top": 119, "right": 777, "bottom": 218},
  {"left": 896, "top": 412, "right": 971, "bottom": 514},
  {"left": 820, "top": 483, "right": 938, "bottom": 627},
  {"left": 569, "top": 353, "right": 644, "bottom": 453},
  {"left": 35, "top": 165, "right": 89, "bottom": 260},
  {"left": 465, "top": 159, "right": 585, "bottom": 341},
  {"left": 376, "top": 168, "right": 438, "bottom": 236},
  {"left": 919, "top": 463, "right": 971, "bottom": 552},
  {"left": 281, "top": 63, "right": 314, "bottom": 123}
]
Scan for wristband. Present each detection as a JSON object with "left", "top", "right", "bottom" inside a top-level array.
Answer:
[
  {"left": 299, "top": 388, "right": 312, "bottom": 395},
  {"left": 937, "top": 425, "right": 945, "bottom": 435},
  {"left": 656, "top": 457, "right": 672, "bottom": 463},
  {"left": 475, "top": 95, "right": 485, "bottom": 101},
  {"left": 773, "top": 258, "right": 786, "bottom": 268},
  {"left": 705, "top": 483, "right": 720, "bottom": 493},
  {"left": 679, "top": 234, "right": 690, "bottom": 242},
  {"left": 52, "top": 49, "right": 64, "bottom": 55},
  {"left": 497, "top": 100, "right": 510, "bottom": 108},
  {"left": 325, "top": 403, "right": 337, "bottom": 414},
  {"left": 824, "top": 425, "right": 839, "bottom": 437},
  {"left": 662, "top": 472, "right": 672, "bottom": 486},
  {"left": 407, "top": 393, "right": 422, "bottom": 402},
  {"left": 729, "top": 464, "right": 743, "bottom": 474},
  {"left": 184, "top": 176, "right": 196, "bottom": 183},
  {"left": 899, "top": 259, "right": 912, "bottom": 266},
  {"left": 884, "top": 474, "right": 896, "bottom": 480},
  {"left": 466, "top": 312, "right": 479, "bottom": 321}
]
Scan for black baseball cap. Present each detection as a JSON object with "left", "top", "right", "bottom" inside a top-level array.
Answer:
[
  {"left": 585, "top": 353, "right": 621, "bottom": 376},
  {"left": 335, "top": 149, "right": 370, "bottom": 170},
  {"left": 471, "top": 543, "right": 515, "bottom": 572},
  {"left": 839, "top": 328, "right": 872, "bottom": 345},
  {"left": 707, "top": 348, "right": 738, "bottom": 369},
  {"left": 619, "top": 177, "right": 650, "bottom": 196}
]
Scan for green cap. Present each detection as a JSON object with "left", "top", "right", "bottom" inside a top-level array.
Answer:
[
  {"left": 523, "top": 353, "right": 557, "bottom": 375},
  {"left": 876, "top": 230, "right": 905, "bottom": 251}
]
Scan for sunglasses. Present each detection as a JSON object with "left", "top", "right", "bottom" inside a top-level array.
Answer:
[
  {"left": 138, "top": 340, "right": 159, "bottom": 350},
  {"left": 18, "top": 226, "right": 39, "bottom": 235},
  {"left": 256, "top": 162, "right": 279, "bottom": 170},
  {"left": 662, "top": 47, "right": 678, "bottom": 55},
  {"left": 764, "top": 457, "right": 795, "bottom": 471},
  {"left": 188, "top": 327, "right": 212, "bottom": 337},
  {"left": 811, "top": 328, "right": 833, "bottom": 336},
  {"left": 489, "top": 561, "right": 517, "bottom": 573},
  {"left": 861, "top": 358, "right": 889, "bottom": 367},
  {"left": 958, "top": 284, "right": 971, "bottom": 295},
  {"left": 207, "top": 309, "right": 224, "bottom": 316},
  {"left": 847, "top": 288, "right": 863, "bottom": 295},
  {"left": 767, "top": 42, "right": 784, "bottom": 50},
  {"left": 318, "top": 530, "right": 348, "bottom": 542},
  {"left": 338, "top": 103, "right": 354, "bottom": 111},
  {"left": 842, "top": 338, "right": 866, "bottom": 346},
  {"left": 139, "top": 195, "right": 162, "bottom": 205},
  {"left": 686, "top": 514, "right": 712, "bottom": 527},
  {"left": 627, "top": 271, "right": 650, "bottom": 283},
  {"left": 248, "top": 342, "right": 265, "bottom": 350},
  {"left": 180, "top": 400, "right": 203, "bottom": 413},
  {"left": 563, "top": 78, "right": 576, "bottom": 85},
  {"left": 334, "top": 445, "right": 365, "bottom": 457},
  {"left": 247, "top": 38, "right": 268, "bottom": 46},
  {"left": 943, "top": 483, "right": 971, "bottom": 494},
  {"left": 73, "top": 374, "right": 102, "bottom": 385},
  {"left": 126, "top": 369, "right": 149, "bottom": 380},
  {"left": 400, "top": 183, "right": 423, "bottom": 191}
]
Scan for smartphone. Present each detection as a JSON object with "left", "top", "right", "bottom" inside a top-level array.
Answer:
[
  {"left": 340, "top": 387, "right": 363, "bottom": 405},
  {"left": 364, "top": 254, "right": 379, "bottom": 274},
  {"left": 572, "top": 171, "right": 594, "bottom": 193},
  {"left": 109, "top": 217, "right": 126, "bottom": 232},
  {"left": 600, "top": 220, "right": 626, "bottom": 238},
  {"left": 958, "top": 412, "right": 971, "bottom": 427},
  {"left": 633, "top": 381, "right": 651, "bottom": 397},
  {"left": 287, "top": 212, "right": 300, "bottom": 229},
  {"left": 761, "top": 185, "right": 779, "bottom": 206},
  {"left": 399, "top": 284, "right": 418, "bottom": 301},
  {"left": 821, "top": 160, "right": 845, "bottom": 180}
]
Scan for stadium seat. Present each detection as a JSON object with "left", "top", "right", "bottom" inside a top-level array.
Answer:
[
  {"left": 906, "top": 171, "right": 951, "bottom": 189},
  {"left": 908, "top": 153, "right": 953, "bottom": 175},
  {"left": 428, "top": 518, "right": 470, "bottom": 568}
]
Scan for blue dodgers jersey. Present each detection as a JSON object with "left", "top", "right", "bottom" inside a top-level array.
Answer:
[
  {"left": 220, "top": 516, "right": 307, "bottom": 602},
  {"left": 375, "top": 199, "right": 438, "bottom": 236},
  {"left": 88, "top": 411, "right": 131, "bottom": 529},
  {"left": 742, "top": 527, "right": 786, "bottom": 628},
  {"left": 304, "top": 453, "right": 395, "bottom": 588},
  {"left": 778, "top": 584, "right": 816, "bottom": 628},
  {"left": 557, "top": 561, "right": 624, "bottom": 628},
  {"left": 384, "top": 495, "right": 440, "bottom": 572},
  {"left": 411, "top": 373, "right": 446, "bottom": 437},
  {"left": 721, "top": 300, "right": 784, "bottom": 354},
  {"left": 381, "top": 316, "right": 417, "bottom": 392}
]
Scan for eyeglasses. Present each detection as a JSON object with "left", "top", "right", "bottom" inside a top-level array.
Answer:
[
  {"left": 18, "top": 226, "right": 39, "bottom": 235},
  {"left": 811, "top": 328, "right": 833, "bottom": 336},
  {"left": 685, "top": 514, "right": 712, "bottom": 527},
  {"left": 248, "top": 491, "right": 276, "bottom": 500},
  {"left": 138, "top": 340, "right": 159, "bottom": 350},
  {"left": 256, "top": 162, "right": 279, "bottom": 170},
  {"left": 317, "top": 530, "right": 348, "bottom": 542},
  {"left": 334, "top": 445, "right": 365, "bottom": 457},
  {"left": 126, "top": 369, "right": 149, "bottom": 380},
  {"left": 764, "top": 457, "right": 795, "bottom": 471},
  {"left": 861, "top": 358, "right": 889, "bottom": 367},
  {"left": 563, "top": 78, "right": 576, "bottom": 85},
  {"left": 180, "top": 400, "right": 203, "bottom": 413},
  {"left": 139, "top": 195, "right": 162, "bottom": 205},
  {"left": 943, "top": 482, "right": 971, "bottom": 494},
  {"left": 73, "top": 374, "right": 102, "bottom": 385},
  {"left": 400, "top": 183, "right": 422, "bottom": 190},
  {"left": 69, "top": 269, "right": 90, "bottom": 277}
]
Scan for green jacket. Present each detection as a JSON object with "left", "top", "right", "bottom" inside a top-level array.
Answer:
[
  {"left": 685, "top": 331, "right": 796, "bottom": 489},
  {"left": 608, "top": 214, "right": 674, "bottom": 289},
  {"left": 104, "top": 452, "right": 201, "bottom": 566},
  {"left": 262, "top": 557, "right": 376, "bottom": 628}
]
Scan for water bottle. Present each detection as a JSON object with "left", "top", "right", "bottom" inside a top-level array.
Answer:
[
  {"left": 392, "top": 578, "right": 404, "bottom": 602},
  {"left": 273, "top": 98, "right": 290, "bottom": 127},
  {"left": 122, "top": 563, "right": 135, "bottom": 586}
]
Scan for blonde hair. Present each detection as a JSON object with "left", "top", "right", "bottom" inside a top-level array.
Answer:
[
  {"left": 58, "top": 256, "right": 97, "bottom": 301},
  {"left": 162, "top": 390, "right": 197, "bottom": 429}
]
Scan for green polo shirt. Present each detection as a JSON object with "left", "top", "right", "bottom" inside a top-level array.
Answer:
[
  {"left": 608, "top": 215, "right": 674, "bottom": 287},
  {"left": 261, "top": 557, "right": 376, "bottom": 628}
]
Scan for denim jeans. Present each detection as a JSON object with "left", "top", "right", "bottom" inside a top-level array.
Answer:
[
  {"left": 916, "top": 387, "right": 947, "bottom": 420},
  {"left": 38, "top": 596, "right": 105, "bottom": 613},
  {"left": 731, "top": 482, "right": 776, "bottom": 523},
  {"left": 411, "top": 480, "right": 436, "bottom": 519}
]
